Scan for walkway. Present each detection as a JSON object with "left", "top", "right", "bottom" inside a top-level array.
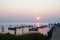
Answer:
[{"left": 50, "top": 27, "right": 60, "bottom": 40}]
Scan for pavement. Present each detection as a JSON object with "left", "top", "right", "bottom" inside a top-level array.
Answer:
[{"left": 50, "top": 27, "right": 60, "bottom": 40}]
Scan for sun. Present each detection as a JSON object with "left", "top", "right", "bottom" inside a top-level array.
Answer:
[{"left": 36, "top": 16, "right": 40, "bottom": 20}]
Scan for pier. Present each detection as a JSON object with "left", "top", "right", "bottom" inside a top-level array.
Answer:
[
  {"left": 50, "top": 26, "right": 60, "bottom": 40},
  {"left": 8, "top": 25, "right": 33, "bottom": 35}
]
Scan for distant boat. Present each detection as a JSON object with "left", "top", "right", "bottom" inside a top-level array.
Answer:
[{"left": 29, "top": 27, "right": 37, "bottom": 31}]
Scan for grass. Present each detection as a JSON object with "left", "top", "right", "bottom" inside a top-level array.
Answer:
[{"left": 0, "top": 33, "right": 45, "bottom": 40}]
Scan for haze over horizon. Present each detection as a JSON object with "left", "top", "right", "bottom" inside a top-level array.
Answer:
[{"left": 0, "top": 0, "right": 60, "bottom": 23}]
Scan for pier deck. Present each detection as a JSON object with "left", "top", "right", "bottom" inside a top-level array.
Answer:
[{"left": 50, "top": 27, "right": 60, "bottom": 40}]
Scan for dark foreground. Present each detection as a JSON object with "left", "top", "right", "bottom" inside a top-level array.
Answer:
[{"left": 0, "top": 33, "right": 46, "bottom": 40}]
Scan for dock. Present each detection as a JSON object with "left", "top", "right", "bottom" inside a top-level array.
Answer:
[{"left": 8, "top": 25, "right": 33, "bottom": 35}]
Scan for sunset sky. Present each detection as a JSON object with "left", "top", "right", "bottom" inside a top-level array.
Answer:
[{"left": 0, "top": 0, "right": 60, "bottom": 23}]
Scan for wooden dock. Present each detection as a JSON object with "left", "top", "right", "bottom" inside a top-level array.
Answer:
[{"left": 8, "top": 25, "right": 33, "bottom": 35}]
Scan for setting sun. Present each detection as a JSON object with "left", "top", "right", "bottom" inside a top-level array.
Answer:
[{"left": 36, "top": 16, "right": 40, "bottom": 20}]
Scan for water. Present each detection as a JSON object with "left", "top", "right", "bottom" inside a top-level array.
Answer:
[{"left": 0, "top": 23, "right": 48, "bottom": 35}]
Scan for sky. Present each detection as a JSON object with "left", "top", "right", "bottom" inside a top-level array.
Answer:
[{"left": 0, "top": 0, "right": 60, "bottom": 23}]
